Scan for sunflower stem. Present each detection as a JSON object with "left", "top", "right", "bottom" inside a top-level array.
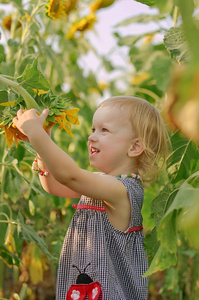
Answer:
[{"left": 0, "top": 75, "right": 41, "bottom": 111}]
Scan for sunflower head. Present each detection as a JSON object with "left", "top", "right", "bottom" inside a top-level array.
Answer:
[
  {"left": 2, "top": 15, "right": 21, "bottom": 30},
  {"left": 2, "top": 16, "right": 12, "bottom": 30},
  {"left": 66, "top": 13, "right": 97, "bottom": 39},
  {"left": 45, "top": 0, "right": 66, "bottom": 20},
  {"left": 64, "top": 0, "right": 78, "bottom": 14},
  {"left": 0, "top": 89, "right": 80, "bottom": 148},
  {"left": 1, "top": 124, "right": 25, "bottom": 148},
  {"left": 90, "top": 0, "right": 115, "bottom": 12},
  {"left": 50, "top": 108, "right": 79, "bottom": 137}
]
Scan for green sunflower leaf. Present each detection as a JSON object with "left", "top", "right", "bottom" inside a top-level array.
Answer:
[
  {"left": 17, "top": 212, "right": 57, "bottom": 260},
  {"left": 17, "top": 58, "right": 50, "bottom": 91}
]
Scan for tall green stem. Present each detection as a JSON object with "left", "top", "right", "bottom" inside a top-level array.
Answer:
[
  {"left": 179, "top": 0, "right": 199, "bottom": 64},
  {"left": 0, "top": 75, "right": 41, "bottom": 111},
  {"left": 173, "top": 6, "right": 179, "bottom": 26}
]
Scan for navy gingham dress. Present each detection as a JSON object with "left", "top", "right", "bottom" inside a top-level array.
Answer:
[{"left": 56, "top": 177, "right": 148, "bottom": 300}]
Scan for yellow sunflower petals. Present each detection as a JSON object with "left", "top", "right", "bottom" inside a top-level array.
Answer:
[
  {"left": 66, "top": 13, "right": 97, "bottom": 39},
  {"left": 4, "top": 124, "right": 25, "bottom": 148},
  {"left": 54, "top": 114, "right": 74, "bottom": 137},
  {"left": 45, "top": 0, "right": 66, "bottom": 20},
  {"left": 33, "top": 89, "right": 49, "bottom": 95},
  {"left": 64, "top": 108, "right": 80, "bottom": 125},
  {"left": 90, "top": 0, "right": 115, "bottom": 12},
  {"left": 0, "top": 100, "right": 16, "bottom": 107}
]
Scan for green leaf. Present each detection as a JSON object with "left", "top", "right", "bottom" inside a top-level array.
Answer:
[
  {"left": 150, "top": 183, "right": 178, "bottom": 226},
  {"left": 144, "top": 228, "right": 160, "bottom": 265},
  {"left": 12, "top": 0, "right": 22, "bottom": 5},
  {"left": 134, "top": 0, "right": 157, "bottom": 6},
  {"left": 135, "top": 0, "right": 174, "bottom": 12},
  {"left": 162, "top": 180, "right": 199, "bottom": 219},
  {"left": 157, "top": 210, "right": 178, "bottom": 252},
  {"left": 167, "top": 133, "right": 199, "bottom": 183},
  {"left": 150, "top": 55, "right": 172, "bottom": 91},
  {"left": 0, "top": 45, "right": 6, "bottom": 63},
  {"left": 178, "top": 0, "right": 199, "bottom": 64},
  {"left": 115, "top": 32, "right": 147, "bottom": 47},
  {"left": 13, "top": 143, "right": 26, "bottom": 162},
  {"left": 157, "top": 180, "right": 199, "bottom": 252},
  {"left": 179, "top": 193, "right": 199, "bottom": 250},
  {"left": 0, "top": 91, "right": 8, "bottom": 103},
  {"left": 18, "top": 58, "right": 50, "bottom": 91},
  {"left": 161, "top": 267, "right": 180, "bottom": 294},
  {"left": 17, "top": 212, "right": 57, "bottom": 260},
  {"left": 141, "top": 188, "right": 155, "bottom": 229},
  {"left": 4, "top": 169, "right": 21, "bottom": 203},
  {"left": 7, "top": 39, "right": 20, "bottom": 48},
  {"left": 164, "top": 25, "right": 190, "bottom": 62},
  {"left": 115, "top": 14, "right": 165, "bottom": 27},
  {"left": 0, "top": 245, "right": 22, "bottom": 267},
  {"left": 143, "top": 245, "right": 177, "bottom": 277}
]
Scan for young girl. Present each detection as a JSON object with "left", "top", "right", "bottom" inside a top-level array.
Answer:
[{"left": 13, "top": 96, "right": 168, "bottom": 300}]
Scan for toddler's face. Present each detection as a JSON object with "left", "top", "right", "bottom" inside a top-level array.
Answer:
[{"left": 88, "top": 105, "right": 135, "bottom": 175}]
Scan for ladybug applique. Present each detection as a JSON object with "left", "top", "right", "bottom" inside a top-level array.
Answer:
[{"left": 66, "top": 264, "right": 103, "bottom": 300}]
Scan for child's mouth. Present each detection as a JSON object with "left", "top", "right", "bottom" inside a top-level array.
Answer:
[{"left": 90, "top": 147, "right": 100, "bottom": 155}]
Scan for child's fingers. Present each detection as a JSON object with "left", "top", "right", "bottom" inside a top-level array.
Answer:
[
  {"left": 17, "top": 109, "right": 23, "bottom": 118},
  {"left": 40, "top": 109, "right": 49, "bottom": 122},
  {"left": 12, "top": 116, "right": 18, "bottom": 126}
]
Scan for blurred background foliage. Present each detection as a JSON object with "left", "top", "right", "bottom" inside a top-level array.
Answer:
[{"left": 0, "top": 0, "right": 199, "bottom": 299}]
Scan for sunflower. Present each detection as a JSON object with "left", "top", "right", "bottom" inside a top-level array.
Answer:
[
  {"left": 0, "top": 75, "right": 80, "bottom": 148},
  {"left": 1, "top": 124, "right": 25, "bottom": 148},
  {"left": 0, "top": 107, "right": 79, "bottom": 148},
  {"left": 90, "top": 0, "right": 115, "bottom": 12},
  {"left": 2, "top": 15, "right": 21, "bottom": 30},
  {"left": 45, "top": 0, "right": 66, "bottom": 20},
  {"left": 66, "top": 13, "right": 97, "bottom": 39},
  {"left": 131, "top": 72, "right": 150, "bottom": 85},
  {"left": 53, "top": 108, "right": 79, "bottom": 137},
  {"left": 64, "top": 0, "right": 78, "bottom": 14}
]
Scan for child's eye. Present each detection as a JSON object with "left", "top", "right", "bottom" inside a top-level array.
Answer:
[
  {"left": 92, "top": 128, "right": 95, "bottom": 133},
  {"left": 102, "top": 128, "right": 108, "bottom": 132}
]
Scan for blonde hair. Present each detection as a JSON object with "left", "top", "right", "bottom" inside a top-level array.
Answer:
[{"left": 99, "top": 96, "right": 169, "bottom": 184}]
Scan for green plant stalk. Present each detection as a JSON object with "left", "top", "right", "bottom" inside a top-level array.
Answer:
[
  {"left": 178, "top": 0, "right": 199, "bottom": 64},
  {"left": 173, "top": 6, "right": 179, "bottom": 27},
  {"left": 0, "top": 75, "right": 41, "bottom": 111},
  {"left": 0, "top": 148, "right": 7, "bottom": 204},
  {"left": 0, "top": 260, "right": 4, "bottom": 298}
]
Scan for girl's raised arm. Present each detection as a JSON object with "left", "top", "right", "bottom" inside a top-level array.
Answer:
[
  {"left": 13, "top": 108, "right": 131, "bottom": 231},
  {"left": 37, "top": 157, "right": 81, "bottom": 198},
  {"left": 12, "top": 109, "right": 127, "bottom": 204}
]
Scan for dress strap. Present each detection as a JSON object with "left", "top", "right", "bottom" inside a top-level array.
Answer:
[{"left": 72, "top": 204, "right": 106, "bottom": 212}]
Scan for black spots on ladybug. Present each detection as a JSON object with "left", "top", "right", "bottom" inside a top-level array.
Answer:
[{"left": 73, "top": 263, "right": 93, "bottom": 284}]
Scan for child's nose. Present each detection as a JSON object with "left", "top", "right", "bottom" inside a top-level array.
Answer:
[{"left": 88, "top": 132, "right": 97, "bottom": 142}]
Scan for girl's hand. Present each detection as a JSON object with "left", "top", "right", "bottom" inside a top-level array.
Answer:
[{"left": 12, "top": 108, "right": 49, "bottom": 137}]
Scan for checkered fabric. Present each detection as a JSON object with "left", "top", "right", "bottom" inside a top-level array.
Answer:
[{"left": 56, "top": 177, "right": 148, "bottom": 300}]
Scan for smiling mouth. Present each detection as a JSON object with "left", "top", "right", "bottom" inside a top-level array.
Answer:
[{"left": 90, "top": 147, "right": 100, "bottom": 155}]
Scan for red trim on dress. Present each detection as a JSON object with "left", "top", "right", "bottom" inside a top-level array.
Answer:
[
  {"left": 72, "top": 204, "right": 106, "bottom": 212},
  {"left": 73, "top": 204, "right": 143, "bottom": 232},
  {"left": 125, "top": 226, "right": 143, "bottom": 233}
]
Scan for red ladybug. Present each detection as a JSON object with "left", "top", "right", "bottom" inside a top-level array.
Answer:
[{"left": 66, "top": 264, "right": 103, "bottom": 300}]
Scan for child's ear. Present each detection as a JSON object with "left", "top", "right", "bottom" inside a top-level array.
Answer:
[{"left": 128, "top": 138, "right": 144, "bottom": 157}]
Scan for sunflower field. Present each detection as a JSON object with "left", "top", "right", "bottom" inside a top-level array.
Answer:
[{"left": 0, "top": 0, "right": 199, "bottom": 299}]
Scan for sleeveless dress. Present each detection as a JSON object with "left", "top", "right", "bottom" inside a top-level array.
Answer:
[{"left": 56, "top": 177, "right": 148, "bottom": 300}]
